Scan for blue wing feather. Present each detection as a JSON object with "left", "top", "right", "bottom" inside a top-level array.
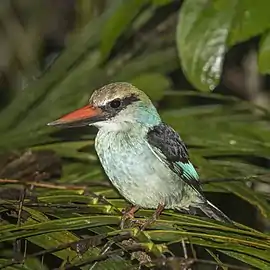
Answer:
[{"left": 176, "top": 161, "right": 199, "bottom": 181}]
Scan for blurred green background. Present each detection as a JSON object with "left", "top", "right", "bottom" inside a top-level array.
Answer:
[{"left": 0, "top": 0, "right": 270, "bottom": 269}]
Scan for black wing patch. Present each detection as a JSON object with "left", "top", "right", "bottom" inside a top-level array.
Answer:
[{"left": 147, "top": 122, "right": 203, "bottom": 196}]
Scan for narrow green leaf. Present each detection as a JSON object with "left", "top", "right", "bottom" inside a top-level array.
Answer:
[
  {"left": 220, "top": 250, "right": 270, "bottom": 270},
  {"left": 101, "top": 0, "right": 148, "bottom": 60},
  {"left": 0, "top": 215, "right": 120, "bottom": 242}
]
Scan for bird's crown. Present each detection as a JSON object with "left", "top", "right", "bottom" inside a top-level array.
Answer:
[{"left": 89, "top": 82, "right": 151, "bottom": 108}]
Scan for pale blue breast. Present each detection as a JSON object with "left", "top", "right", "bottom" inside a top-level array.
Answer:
[{"left": 95, "top": 127, "right": 193, "bottom": 209}]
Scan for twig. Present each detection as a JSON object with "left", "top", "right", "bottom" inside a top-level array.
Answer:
[
  {"left": 0, "top": 178, "right": 87, "bottom": 190},
  {"left": 181, "top": 239, "right": 188, "bottom": 259},
  {"left": 17, "top": 187, "right": 26, "bottom": 227},
  {"left": 188, "top": 237, "right": 197, "bottom": 260},
  {"left": 0, "top": 179, "right": 111, "bottom": 189},
  {"left": 13, "top": 187, "right": 27, "bottom": 258}
]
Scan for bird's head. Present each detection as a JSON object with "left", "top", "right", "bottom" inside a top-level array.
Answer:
[{"left": 48, "top": 82, "right": 161, "bottom": 131}]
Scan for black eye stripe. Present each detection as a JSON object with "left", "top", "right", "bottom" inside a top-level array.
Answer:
[
  {"left": 118, "top": 94, "right": 139, "bottom": 107},
  {"left": 100, "top": 94, "right": 140, "bottom": 117}
]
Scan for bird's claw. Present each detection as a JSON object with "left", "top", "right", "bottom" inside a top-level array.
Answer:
[
  {"left": 139, "top": 219, "right": 155, "bottom": 231},
  {"left": 120, "top": 205, "right": 139, "bottom": 229},
  {"left": 120, "top": 212, "right": 134, "bottom": 229},
  {"left": 120, "top": 204, "right": 164, "bottom": 230},
  {"left": 139, "top": 203, "right": 165, "bottom": 231}
]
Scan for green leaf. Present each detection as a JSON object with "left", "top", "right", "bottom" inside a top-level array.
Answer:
[
  {"left": 101, "top": 0, "right": 148, "bottom": 60},
  {"left": 176, "top": 0, "right": 235, "bottom": 91},
  {"left": 177, "top": 0, "right": 270, "bottom": 90},
  {"left": 258, "top": 31, "right": 270, "bottom": 74},
  {"left": 228, "top": 0, "right": 270, "bottom": 45}
]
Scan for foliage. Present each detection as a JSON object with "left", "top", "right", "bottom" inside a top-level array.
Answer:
[{"left": 0, "top": 0, "right": 270, "bottom": 269}]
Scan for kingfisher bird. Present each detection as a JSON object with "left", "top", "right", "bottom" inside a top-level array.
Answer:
[{"left": 48, "top": 82, "right": 232, "bottom": 227}]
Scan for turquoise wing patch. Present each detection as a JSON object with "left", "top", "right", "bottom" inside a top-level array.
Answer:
[{"left": 176, "top": 161, "right": 199, "bottom": 181}]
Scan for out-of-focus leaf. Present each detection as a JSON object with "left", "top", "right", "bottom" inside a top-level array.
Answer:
[
  {"left": 14, "top": 51, "right": 102, "bottom": 132},
  {"left": 216, "top": 182, "right": 270, "bottom": 219},
  {"left": 130, "top": 73, "right": 171, "bottom": 101},
  {"left": 100, "top": 0, "right": 148, "bottom": 60},
  {"left": 32, "top": 141, "right": 96, "bottom": 161},
  {"left": 228, "top": 0, "right": 270, "bottom": 45},
  {"left": 113, "top": 47, "right": 178, "bottom": 81},
  {"left": 59, "top": 162, "right": 103, "bottom": 184},
  {"left": 151, "top": 0, "right": 173, "bottom": 6},
  {"left": 258, "top": 31, "right": 270, "bottom": 74},
  {"left": 176, "top": 0, "right": 235, "bottom": 91},
  {"left": 0, "top": 7, "right": 114, "bottom": 133}
]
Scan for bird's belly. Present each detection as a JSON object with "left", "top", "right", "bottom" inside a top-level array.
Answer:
[{"left": 95, "top": 135, "right": 184, "bottom": 209}]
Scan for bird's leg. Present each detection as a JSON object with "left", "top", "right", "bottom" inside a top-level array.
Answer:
[
  {"left": 140, "top": 203, "right": 165, "bottom": 231},
  {"left": 120, "top": 205, "right": 139, "bottom": 229}
]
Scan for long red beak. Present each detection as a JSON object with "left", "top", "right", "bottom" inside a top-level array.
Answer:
[{"left": 48, "top": 105, "right": 103, "bottom": 127}]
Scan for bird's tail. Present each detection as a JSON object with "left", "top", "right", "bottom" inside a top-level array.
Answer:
[{"left": 198, "top": 200, "right": 233, "bottom": 224}]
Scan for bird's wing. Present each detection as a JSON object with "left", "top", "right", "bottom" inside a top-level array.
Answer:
[{"left": 146, "top": 122, "right": 204, "bottom": 197}]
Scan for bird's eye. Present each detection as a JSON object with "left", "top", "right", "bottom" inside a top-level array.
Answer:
[{"left": 109, "top": 99, "right": 121, "bottom": 109}]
